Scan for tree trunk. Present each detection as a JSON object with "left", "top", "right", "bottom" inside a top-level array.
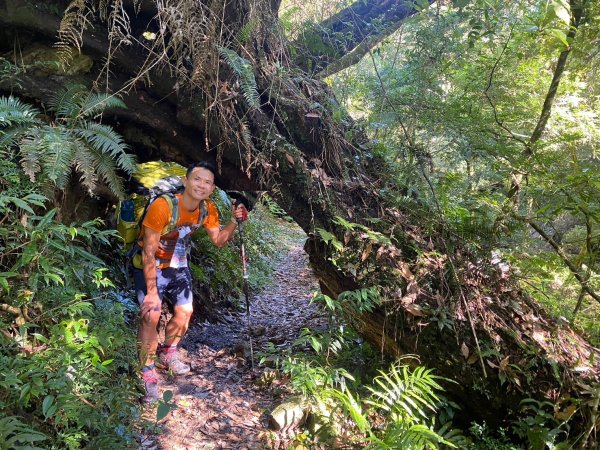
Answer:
[{"left": 1, "top": 0, "right": 598, "bottom": 432}]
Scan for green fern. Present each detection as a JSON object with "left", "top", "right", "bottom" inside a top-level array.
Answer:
[
  {"left": 330, "top": 387, "right": 370, "bottom": 434},
  {"left": 87, "top": 144, "right": 126, "bottom": 197},
  {"left": 236, "top": 18, "right": 259, "bottom": 44},
  {"left": 0, "top": 415, "right": 47, "bottom": 450},
  {"left": 39, "top": 128, "right": 76, "bottom": 189},
  {"left": 48, "top": 84, "right": 86, "bottom": 120},
  {"left": 78, "top": 91, "right": 126, "bottom": 119},
  {"left": 18, "top": 134, "right": 42, "bottom": 181},
  {"left": 218, "top": 47, "right": 260, "bottom": 109},
  {"left": 366, "top": 362, "right": 444, "bottom": 423},
  {"left": 1, "top": 90, "right": 135, "bottom": 199},
  {"left": 0, "top": 97, "right": 41, "bottom": 149},
  {"left": 0, "top": 97, "right": 40, "bottom": 127},
  {"left": 367, "top": 422, "right": 454, "bottom": 449}
]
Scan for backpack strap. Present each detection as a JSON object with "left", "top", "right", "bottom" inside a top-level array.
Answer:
[
  {"left": 160, "top": 193, "right": 180, "bottom": 236},
  {"left": 198, "top": 199, "right": 208, "bottom": 227}
]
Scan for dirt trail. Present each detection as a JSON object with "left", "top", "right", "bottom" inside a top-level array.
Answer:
[{"left": 140, "top": 235, "right": 325, "bottom": 450}]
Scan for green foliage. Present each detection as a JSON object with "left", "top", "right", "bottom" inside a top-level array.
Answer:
[
  {"left": 468, "top": 422, "right": 523, "bottom": 450},
  {"left": 0, "top": 87, "right": 136, "bottom": 199},
  {"left": 0, "top": 130, "right": 139, "bottom": 448},
  {"left": 236, "top": 18, "right": 259, "bottom": 44},
  {"left": 366, "top": 362, "right": 444, "bottom": 423},
  {"left": 512, "top": 399, "right": 572, "bottom": 450},
  {"left": 191, "top": 198, "right": 300, "bottom": 309},
  {"left": 260, "top": 193, "right": 293, "bottom": 221},
  {"left": 278, "top": 349, "right": 465, "bottom": 448},
  {"left": 329, "top": 0, "right": 600, "bottom": 363},
  {"left": 218, "top": 47, "right": 261, "bottom": 109},
  {"left": 0, "top": 415, "right": 47, "bottom": 450},
  {"left": 156, "top": 390, "right": 178, "bottom": 421}
]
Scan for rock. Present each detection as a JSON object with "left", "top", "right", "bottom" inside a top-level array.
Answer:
[
  {"left": 250, "top": 325, "right": 266, "bottom": 337},
  {"left": 267, "top": 396, "right": 307, "bottom": 431}
]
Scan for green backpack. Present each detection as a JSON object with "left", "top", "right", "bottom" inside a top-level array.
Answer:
[{"left": 116, "top": 175, "right": 208, "bottom": 246}]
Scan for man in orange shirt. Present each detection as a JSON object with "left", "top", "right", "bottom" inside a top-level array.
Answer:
[{"left": 134, "top": 161, "right": 247, "bottom": 403}]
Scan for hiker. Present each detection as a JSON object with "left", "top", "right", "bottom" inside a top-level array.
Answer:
[{"left": 134, "top": 161, "right": 247, "bottom": 403}]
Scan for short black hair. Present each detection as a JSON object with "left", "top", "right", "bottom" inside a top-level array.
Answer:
[{"left": 186, "top": 161, "right": 217, "bottom": 179}]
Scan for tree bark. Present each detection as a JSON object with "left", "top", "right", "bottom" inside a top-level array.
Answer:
[{"left": 293, "top": 0, "right": 434, "bottom": 77}]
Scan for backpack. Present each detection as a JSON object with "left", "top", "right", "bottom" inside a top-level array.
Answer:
[{"left": 116, "top": 175, "right": 207, "bottom": 246}]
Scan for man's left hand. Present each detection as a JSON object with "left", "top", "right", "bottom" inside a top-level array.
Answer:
[{"left": 232, "top": 203, "right": 248, "bottom": 223}]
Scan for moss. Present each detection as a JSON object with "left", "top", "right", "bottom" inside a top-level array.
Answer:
[{"left": 18, "top": 44, "right": 93, "bottom": 76}]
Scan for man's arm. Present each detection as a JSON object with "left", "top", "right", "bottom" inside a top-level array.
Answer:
[
  {"left": 140, "top": 227, "right": 161, "bottom": 316},
  {"left": 205, "top": 204, "right": 246, "bottom": 248},
  {"left": 206, "top": 221, "right": 237, "bottom": 248}
]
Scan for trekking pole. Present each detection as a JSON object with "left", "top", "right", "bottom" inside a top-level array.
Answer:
[{"left": 237, "top": 217, "right": 255, "bottom": 370}]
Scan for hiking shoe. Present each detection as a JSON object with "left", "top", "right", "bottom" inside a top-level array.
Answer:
[
  {"left": 157, "top": 349, "right": 190, "bottom": 375},
  {"left": 141, "top": 368, "right": 160, "bottom": 404}
]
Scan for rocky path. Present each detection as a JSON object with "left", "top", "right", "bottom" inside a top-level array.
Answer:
[{"left": 140, "top": 236, "right": 326, "bottom": 449}]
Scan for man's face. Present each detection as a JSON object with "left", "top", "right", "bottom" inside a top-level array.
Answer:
[{"left": 184, "top": 167, "right": 215, "bottom": 201}]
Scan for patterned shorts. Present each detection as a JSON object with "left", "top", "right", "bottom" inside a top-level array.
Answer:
[{"left": 133, "top": 267, "right": 193, "bottom": 307}]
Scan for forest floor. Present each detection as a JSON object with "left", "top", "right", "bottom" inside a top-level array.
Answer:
[{"left": 138, "top": 227, "right": 326, "bottom": 450}]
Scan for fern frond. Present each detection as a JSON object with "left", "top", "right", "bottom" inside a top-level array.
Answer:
[
  {"left": 85, "top": 143, "right": 126, "bottom": 199},
  {"left": 330, "top": 387, "right": 370, "bottom": 434},
  {"left": 39, "top": 127, "right": 75, "bottom": 189},
  {"left": 437, "top": 422, "right": 469, "bottom": 449},
  {"left": 72, "top": 143, "right": 100, "bottom": 195},
  {"left": 57, "top": 0, "right": 94, "bottom": 60},
  {"left": 78, "top": 92, "right": 126, "bottom": 119},
  {"left": 218, "top": 47, "right": 260, "bottom": 109},
  {"left": 383, "top": 423, "right": 450, "bottom": 449},
  {"left": 0, "top": 96, "right": 40, "bottom": 127},
  {"left": 0, "top": 127, "right": 30, "bottom": 150},
  {"left": 75, "top": 122, "right": 136, "bottom": 175},
  {"left": 18, "top": 126, "right": 74, "bottom": 188},
  {"left": 19, "top": 134, "right": 42, "bottom": 182},
  {"left": 48, "top": 84, "right": 87, "bottom": 120},
  {"left": 236, "top": 18, "right": 258, "bottom": 44},
  {"left": 366, "top": 362, "right": 443, "bottom": 424},
  {"left": 115, "top": 151, "right": 137, "bottom": 176}
]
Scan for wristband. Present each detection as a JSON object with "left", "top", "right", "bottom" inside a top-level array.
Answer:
[{"left": 230, "top": 216, "right": 238, "bottom": 225}]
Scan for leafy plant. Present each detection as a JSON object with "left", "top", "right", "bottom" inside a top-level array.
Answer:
[
  {"left": 218, "top": 47, "right": 261, "bottom": 109},
  {"left": 0, "top": 129, "right": 139, "bottom": 448},
  {"left": 0, "top": 87, "right": 136, "bottom": 199},
  {"left": 512, "top": 399, "right": 572, "bottom": 450},
  {"left": 0, "top": 415, "right": 47, "bottom": 450}
]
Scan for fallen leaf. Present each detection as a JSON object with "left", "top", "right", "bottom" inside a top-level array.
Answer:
[
  {"left": 404, "top": 304, "right": 425, "bottom": 317},
  {"left": 531, "top": 325, "right": 546, "bottom": 345},
  {"left": 467, "top": 353, "right": 479, "bottom": 365},
  {"left": 555, "top": 404, "right": 576, "bottom": 421},
  {"left": 285, "top": 153, "right": 294, "bottom": 166},
  {"left": 401, "top": 292, "right": 417, "bottom": 305},
  {"left": 361, "top": 242, "right": 373, "bottom": 262},
  {"left": 461, "top": 342, "right": 469, "bottom": 359},
  {"left": 397, "top": 262, "right": 414, "bottom": 280}
]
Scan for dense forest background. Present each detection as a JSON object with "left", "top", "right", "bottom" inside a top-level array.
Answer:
[{"left": 0, "top": 0, "right": 599, "bottom": 448}]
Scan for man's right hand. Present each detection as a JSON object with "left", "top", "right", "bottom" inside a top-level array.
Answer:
[{"left": 141, "top": 292, "right": 161, "bottom": 316}]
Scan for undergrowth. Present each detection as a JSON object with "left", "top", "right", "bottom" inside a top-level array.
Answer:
[{"left": 0, "top": 154, "right": 139, "bottom": 449}]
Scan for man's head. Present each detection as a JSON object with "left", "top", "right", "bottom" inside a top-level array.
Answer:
[{"left": 183, "top": 161, "right": 217, "bottom": 202}]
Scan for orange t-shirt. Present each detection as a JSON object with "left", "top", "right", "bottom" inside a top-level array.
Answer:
[{"left": 140, "top": 193, "right": 219, "bottom": 262}]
